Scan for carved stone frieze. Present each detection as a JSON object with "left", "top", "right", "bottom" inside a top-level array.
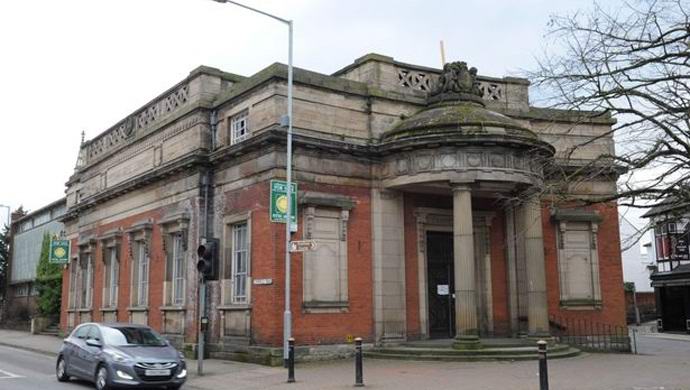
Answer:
[{"left": 379, "top": 147, "right": 544, "bottom": 187}]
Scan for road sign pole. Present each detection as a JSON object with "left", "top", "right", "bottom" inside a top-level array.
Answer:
[{"left": 283, "top": 20, "right": 294, "bottom": 367}]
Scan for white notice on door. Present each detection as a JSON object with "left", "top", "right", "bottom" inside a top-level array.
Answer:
[{"left": 437, "top": 284, "right": 449, "bottom": 295}]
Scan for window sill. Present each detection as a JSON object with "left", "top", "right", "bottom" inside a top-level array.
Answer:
[
  {"left": 560, "top": 299, "right": 602, "bottom": 310},
  {"left": 77, "top": 308, "right": 93, "bottom": 313},
  {"left": 218, "top": 304, "right": 252, "bottom": 311},
  {"left": 100, "top": 307, "right": 118, "bottom": 313},
  {"left": 160, "top": 305, "right": 186, "bottom": 312},
  {"left": 303, "top": 301, "right": 349, "bottom": 314},
  {"left": 127, "top": 306, "right": 149, "bottom": 312}
]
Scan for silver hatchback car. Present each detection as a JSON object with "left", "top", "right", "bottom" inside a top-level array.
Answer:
[{"left": 56, "top": 322, "right": 187, "bottom": 390}]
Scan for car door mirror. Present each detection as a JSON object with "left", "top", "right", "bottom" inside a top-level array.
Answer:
[{"left": 86, "top": 339, "right": 102, "bottom": 348}]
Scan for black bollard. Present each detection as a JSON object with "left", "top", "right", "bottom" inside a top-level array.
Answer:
[
  {"left": 537, "top": 340, "right": 549, "bottom": 390},
  {"left": 354, "top": 337, "right": 364, "bottom": 387},
  {"left": 287, "top": 337, "right": 295, "bottom": 383}
]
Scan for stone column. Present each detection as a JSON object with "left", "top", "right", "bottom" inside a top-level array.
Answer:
[
  {"left": 505, "top": 206, "right": 519, "bottom": 336},
  {"left": 521, "top": 196, "right": 549, "bottom": 336},
  {"left": 452, "top": 186, "right": 480, "bottom": 349}
]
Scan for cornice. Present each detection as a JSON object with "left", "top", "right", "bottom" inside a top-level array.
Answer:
[{"left": 61, "top": 153, "right": 209, "bottom": 222}]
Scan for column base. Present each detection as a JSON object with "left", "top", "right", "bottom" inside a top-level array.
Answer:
[
  {"left": 453, "top": 335, "right": 482, "bottom": 350},
  {"left": 527, "top": 335, "right": 556, "bottom": 346}
]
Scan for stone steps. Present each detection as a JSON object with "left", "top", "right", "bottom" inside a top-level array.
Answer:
[{"left": 364, "top": 344, "right": 580, "bottom": 362}]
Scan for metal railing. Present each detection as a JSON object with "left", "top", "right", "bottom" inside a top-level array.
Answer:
[{"left": 549, "top": 315, "right": 632, "bottom": 353}]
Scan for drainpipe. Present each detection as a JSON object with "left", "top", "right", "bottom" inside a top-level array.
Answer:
[
  {"left": 197, "top": 107, "right": 216, "bottom": 374},
  {"left": 210, "top": 110, "right": 218, "bottom": 151}
]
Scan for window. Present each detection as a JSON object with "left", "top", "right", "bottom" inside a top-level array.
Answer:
[
  {"left": 33, "top": 212, "right": 50, "bottom": 226},
  {"left": 79, "top": 253, "right": 93, "bottom": 309},
  {"left": 73, "top": 325, "right": 90, "bottom": 340},
  {"left": 303, "top": 206, "right": 350, "bottom": 308},
  {"left": 14, "top": 284, "right": 29, "bottom": 297},
  {"left": 69, "top": 258, "right": 78, "bottom": 309},
  {"left": 231, "top": 222, "right": 249, "bottom": 303},
  {"left": 556, "top": 221, "right": 601, "bottom": 307},
  {"left": 160, "top": 214, "right": 189, "bottom": 307},
  {"left": 86, "top": 326, "right": 101, "bottom": 342},
  {"left": 165, "top": 234, "right": 186, "bottom": 306},
  {"left": 20, "top": 220, "right": 32, "bottom": 232},
  {"left": 103, "top": 247, "right": 119, "bottom": 308},
  {"left": 230, "top": 110, "right": 249, "bottom": 145},
  {"left": 222, "top": 215, "right": 251, "bottom": 305},
  {"left": 131, "top": 241, "right": 149, "bottom": 307}
]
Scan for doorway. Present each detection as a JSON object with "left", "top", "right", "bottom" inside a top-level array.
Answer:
[{"left": 427, "top": 231, "right": 455, "bottom": 338}]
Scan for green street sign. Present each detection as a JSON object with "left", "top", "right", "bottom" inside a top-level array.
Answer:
[
  {"left": 49, "top": 239, "right": 70, "bottom": 264},
  {"left": 270, "top": 180, "right": 297, "bottom": 230}
]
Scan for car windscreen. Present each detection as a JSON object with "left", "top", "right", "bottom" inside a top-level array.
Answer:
[{"left": 101, "top": 326, "right": 167, "bottom": 347}]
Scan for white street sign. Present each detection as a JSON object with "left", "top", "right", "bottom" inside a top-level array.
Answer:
[{"left": 289, "top": 240, "right": 317, "bottom": 252}]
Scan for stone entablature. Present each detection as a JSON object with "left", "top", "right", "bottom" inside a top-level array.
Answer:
[
  {"left": 379, "top": 147, "right": 545, "bottom": 189},
  {"left": 65, "top": 53, "right": 617, "bottom": 221}
]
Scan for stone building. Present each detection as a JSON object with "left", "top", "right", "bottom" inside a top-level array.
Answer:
[
  {"left": 60, "top": 53, "right": 626, "bottom": 362},
  {"left": 5, "top": 198, "right": 65, "bottom": 326}
]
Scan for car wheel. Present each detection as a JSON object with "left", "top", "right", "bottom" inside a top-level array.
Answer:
[
  {"left": 56, "top": 356, "right": 69, "bottom": 382},
  {"left": 95, "top": 365, "right": 110, "bottom": 390}
]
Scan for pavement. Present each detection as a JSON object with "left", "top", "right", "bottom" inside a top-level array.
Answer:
[{"left": 1, "top": 327, "right": 690, "bottom": 389}]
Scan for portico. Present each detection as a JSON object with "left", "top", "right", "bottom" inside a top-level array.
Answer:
[{"left": 376, "top": 61, "right": 554, "bottom": 346}]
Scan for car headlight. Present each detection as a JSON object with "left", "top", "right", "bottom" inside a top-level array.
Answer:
[
  {"left": 176, "top": 368, "right": 187, "bottom": 379},
  {"left": 108, "top": 351, "right": 131, "bottom": 363}
]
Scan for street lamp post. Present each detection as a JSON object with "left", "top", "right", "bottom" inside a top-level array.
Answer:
[
  {"left": 0, "top": 204, "right": 10, "bottom": 229},
  {"left": 211, "top": 0, "right": 295, "bottom": 368}
]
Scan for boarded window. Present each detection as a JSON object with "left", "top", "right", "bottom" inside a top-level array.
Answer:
[
  {"left": 557, "top": 221, "right": 601, "bottom": 306},
  {"left": 303, "top": 207, "right": 349, "bottom": 307}
]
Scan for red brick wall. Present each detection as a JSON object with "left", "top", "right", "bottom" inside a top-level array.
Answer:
[
  {"left": 543, "top": 201, "right": 627, "bottom": 328},
  {"left": 221, "top": 181, "right": 282, "bottom": 345},
  {"left": 59, "top": 207, "right": 186, "bottom": 336},
  {"left": 224, "top": 181, "right": 374, "bottom": 346}
]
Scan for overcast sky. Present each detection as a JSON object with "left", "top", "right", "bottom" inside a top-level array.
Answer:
[{"left": 2, "top": 0, "right": 642, "bottom": 228}]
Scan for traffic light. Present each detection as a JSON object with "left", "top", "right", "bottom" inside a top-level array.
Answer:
[{"left": 196, "top": 238, "right": 219, "bottom": 280}]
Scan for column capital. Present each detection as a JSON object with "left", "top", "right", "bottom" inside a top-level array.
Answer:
[{"left": 451, "top": 184, "right": 472, "bottom": 193}]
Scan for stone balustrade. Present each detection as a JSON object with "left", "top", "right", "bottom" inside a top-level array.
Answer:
[{"left": 80, "top": 82, "right": 191, "bottom": 166}]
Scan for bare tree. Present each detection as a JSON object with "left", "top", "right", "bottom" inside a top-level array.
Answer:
[{"left": 531, "top": 0, "right": 690, "bottom": 211}]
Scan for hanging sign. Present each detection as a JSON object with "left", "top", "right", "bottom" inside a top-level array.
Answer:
[
  {"left": 270, "top": 180, "right": 298, "bottom": 231},
  {"left": 49, "top": 239, "right": 70, "bottom": 264}
]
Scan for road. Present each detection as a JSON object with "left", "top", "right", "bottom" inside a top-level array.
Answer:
[
  {"left": 0, "top": 345, "right": 92, "bottom": 390},
  {"left": 1, "top": 332, "right": 690, "bottom": 390}
]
